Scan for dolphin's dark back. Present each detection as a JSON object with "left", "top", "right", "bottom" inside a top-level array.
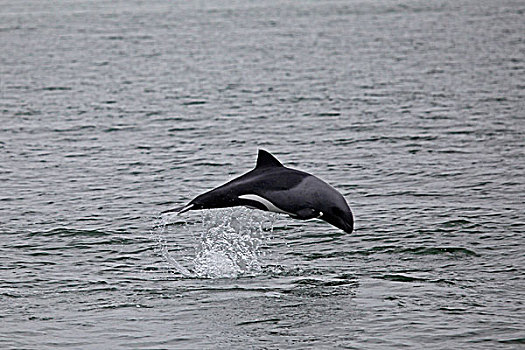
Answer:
[{"left": 189, "top": 156, "right": 308, "bottom": 209}]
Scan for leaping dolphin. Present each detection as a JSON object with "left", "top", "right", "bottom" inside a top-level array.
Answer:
[{"left": 163, "top": 149, "right": 354, "bottom": 233}]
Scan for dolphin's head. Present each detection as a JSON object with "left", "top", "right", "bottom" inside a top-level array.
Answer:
[
  {"left": 321, "top": 203, "right": 354, "bottom": 234},
  {"left": 292, "top": 176, "right": 354, "bottom": 234},
  {"left": 312, "top": 186, "right": 353, "bottom": 234}
]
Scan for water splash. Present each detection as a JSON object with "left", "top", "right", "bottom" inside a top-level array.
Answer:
[
  {"left": 193, "top": 208, "right": 275, "bottom": 278},
  {"left": 152, "top": 208, "right": 276, "bottom": 279},
  {"left": 150, "top": 215, "right": 194, "bottom": 277}
]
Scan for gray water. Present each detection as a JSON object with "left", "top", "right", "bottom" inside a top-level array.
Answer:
[{"left": 1, "top": 0, "right": 524, "bottom": 348}]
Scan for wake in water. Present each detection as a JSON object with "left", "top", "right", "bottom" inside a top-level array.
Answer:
[{"left": 152, "top": 208, "right": 277, "bottom": 278}]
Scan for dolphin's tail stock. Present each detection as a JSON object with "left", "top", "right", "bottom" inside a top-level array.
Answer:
[{"left": 161, "top": 203, "right": 194, "bottom": 215}]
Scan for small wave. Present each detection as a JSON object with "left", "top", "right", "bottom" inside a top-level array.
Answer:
[
  {"left": 378, "top": 274, "right": 428, "bottom": 282},
  {"left": 41, "top": 86, "right": 72, "bottom": 91},
  {"left": 498, "top": 338, "right": 525, "bottom": 344},
  {"left": 401, "top": 246, "right": 478, "bottom": 256},
  {"left": 181, "top": 100, "right": 207, "bottom": 106},
  {"left": 28, "top": 228, "right": 111, "bottom": 237},
  {"left": 235, "top": 318, "right": 280, "bottom": 326},
  {"left": 438, "top": 219, "right": 477, "bottom": 227},
  {"left": 376, "top": 274, "right": 458, "bottom": 285},
  {"left": 285, "top": 274, "right": 359, "bottom": 297}
]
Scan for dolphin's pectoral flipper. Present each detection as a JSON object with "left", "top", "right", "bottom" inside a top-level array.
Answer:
[{"left": 290, "top": 208, "right": 323, "bottom": 220}]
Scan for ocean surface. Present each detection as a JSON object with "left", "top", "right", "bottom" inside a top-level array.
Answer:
[{"left": 1, "top": 0, "right": 524, "bottom": 348}]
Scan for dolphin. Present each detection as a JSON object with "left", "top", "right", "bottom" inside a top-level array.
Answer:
[{"left": 163, "top": 149, "right": 354, "bottom": 233}]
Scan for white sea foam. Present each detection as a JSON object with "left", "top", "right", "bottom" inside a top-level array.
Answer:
[{"left": 153, "top": 208, "right": 276, "bottom": 278}]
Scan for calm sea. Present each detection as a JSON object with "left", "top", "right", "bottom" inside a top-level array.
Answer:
[{"left": 1, "top": 0, "right": 524, "bottom": 348}]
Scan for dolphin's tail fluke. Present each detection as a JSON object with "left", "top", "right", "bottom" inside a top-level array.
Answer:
[{"left": 161, "top": 203, "right": 194, "bottom": 215}]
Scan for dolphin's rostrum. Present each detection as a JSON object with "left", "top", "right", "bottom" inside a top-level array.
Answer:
[{"left": 163, "top": 149, "right": 354, "bottom": 233}]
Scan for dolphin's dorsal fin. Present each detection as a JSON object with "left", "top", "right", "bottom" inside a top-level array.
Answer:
[{"left": 256, "top": 149, "right": 283, "bottom": 168}]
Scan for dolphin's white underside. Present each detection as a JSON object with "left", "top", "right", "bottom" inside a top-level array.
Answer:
[{"left": 238, "top": 194, "right": 289, "bottom": 214}]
